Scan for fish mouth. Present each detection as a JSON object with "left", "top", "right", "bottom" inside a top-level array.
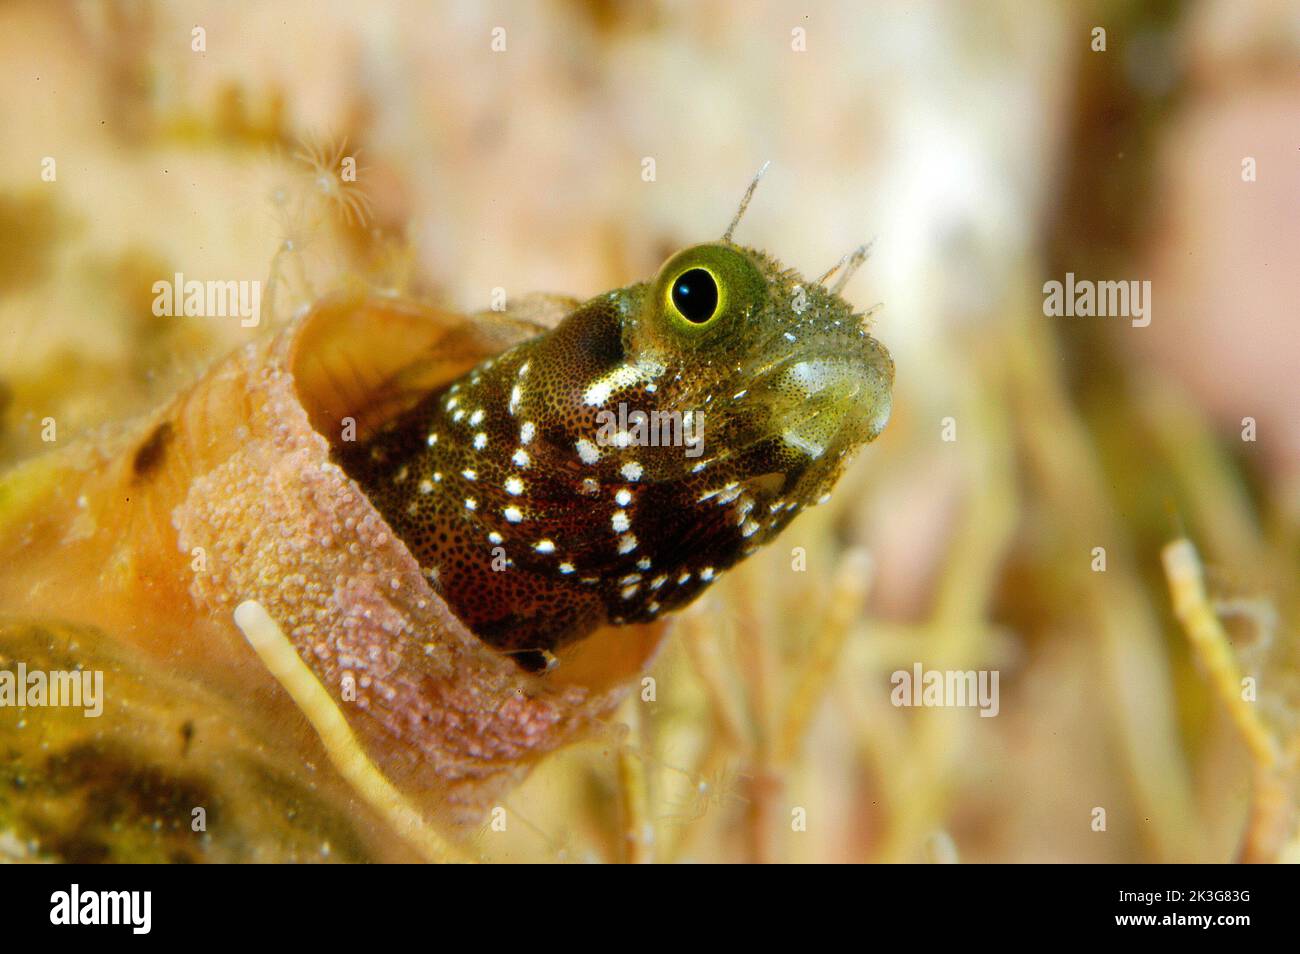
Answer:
[{"left": 751, "top": 335, "right": 894, "bottom": 464}]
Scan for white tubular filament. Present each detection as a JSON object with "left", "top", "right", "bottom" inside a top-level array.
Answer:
[{"left": 233, "top": 599, "right": 474, "bottom": 863}]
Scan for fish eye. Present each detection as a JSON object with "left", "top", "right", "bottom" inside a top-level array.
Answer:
[{"left": 669, "top": 268, "right": 720, "bottom": 324}]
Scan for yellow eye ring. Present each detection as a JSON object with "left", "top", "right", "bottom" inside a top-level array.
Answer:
[{"left": 665, "top": 266, "right": 724, "bottom": 326}]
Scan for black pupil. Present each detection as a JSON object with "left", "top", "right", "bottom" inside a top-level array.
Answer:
[{"left": 671, "top": 268, "right": 719, "bottom": 323}]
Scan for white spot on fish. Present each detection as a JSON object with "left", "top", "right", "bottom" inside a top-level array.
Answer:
[
  {"left": 620, "top": 461, "right": 643, "bottom": 482},
  {"left": 717, "top": 485, "right": 743, "bottom": 505},
  {"left": 584, "top": 364, "right": 644, "bottom": 406},
  {"left": 782, "top": 429, "right": 825, "bottom": 460}
]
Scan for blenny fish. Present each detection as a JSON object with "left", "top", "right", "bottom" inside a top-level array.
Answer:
[{"left": 338, "top": 173, "right": 893, "bottom": 669}]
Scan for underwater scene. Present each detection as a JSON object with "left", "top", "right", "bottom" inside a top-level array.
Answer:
[{"left": 0, "top": 0, "right": 1297, "bottom": 868}]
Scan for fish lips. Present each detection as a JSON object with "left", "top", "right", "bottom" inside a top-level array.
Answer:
[{"left": 751, "top": 333, "right": 894, "bottom": 465}]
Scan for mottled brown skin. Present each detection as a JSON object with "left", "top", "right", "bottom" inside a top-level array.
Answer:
[{"left": 337, "top": 241, "right": 893, "bottom": 670}]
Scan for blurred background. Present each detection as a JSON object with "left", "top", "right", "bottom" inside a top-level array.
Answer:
[{"left": 0, "top": 0, "right": 1297, "bottom": 862}]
